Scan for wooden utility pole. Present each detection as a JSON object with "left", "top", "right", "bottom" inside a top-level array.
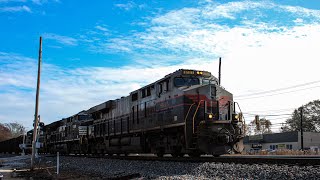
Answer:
[
  {"left": 218, "top": 57, "right": 221, "bottom": 85},
  {"left": 31, "top": 36, "right": 42, "bottom": 170},
  {"left": 300, "top": 107, "right": 304, "bottom": 150}
]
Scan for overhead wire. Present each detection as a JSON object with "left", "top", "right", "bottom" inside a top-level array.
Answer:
[
  {"left": 243, "top": 112, "right": 292, "bottom": 116},
  {"left": 235, "top": 80, "right": 320, "bottom": 98},
  {"left": 244, "top": 108, "right": 295, "bottom": 113},
  {"left": 235, "top": 85, "right": 320, "bottom": 100}
]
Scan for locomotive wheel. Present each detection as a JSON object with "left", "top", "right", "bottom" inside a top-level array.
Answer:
[
  {"left": 178, "top": 153, "right": 185, "bottom": 157},
  {"left": 156, "top": 149, "right": 165, "bottom": 157},
  {"left": 171, "top": 148, "right": 182, "bottom": 158},
  {"left": 171, "top": 151, "right": 184, "bottom": 157},
  {"left": 156, "top": 152, "right": 164, "bottom": 157},
  {"left": 188, "top": 152, "right": 201, "bottom": 157},
  {"left": 156, "top": 147, "right": 165, "bottom": 157},
  {"left": 171, "top": 152, "right": 179, "bottom": 157}
]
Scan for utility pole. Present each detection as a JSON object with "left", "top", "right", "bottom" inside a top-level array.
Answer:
[
  {"left": 218, "top": 57, "right": 221, "bottom": 85},
  {"left": 300, "top": 107, "right": 304, "bottom": 150},
  {"left": 31, "top": 36, "right": 42, "bottom": 170}
]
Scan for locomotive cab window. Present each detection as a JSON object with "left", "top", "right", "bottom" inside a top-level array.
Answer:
[
  {"left": 202, "top": 79, "right": 218, "bottom": 85},
  {"left": 174, "top": 77, "right": 200, "bottom": 87}
]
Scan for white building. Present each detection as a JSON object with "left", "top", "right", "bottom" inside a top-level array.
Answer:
[{"left": 244, "top": 131, "right": 320, "bottom": 151}]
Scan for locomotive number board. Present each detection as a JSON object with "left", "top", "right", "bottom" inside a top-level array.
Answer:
[
  {"left": 182, "top": 70, "right": 195, "bottom": 75},
  {"left": 182, "top": 70, "right": 211, "bottom": 77}
]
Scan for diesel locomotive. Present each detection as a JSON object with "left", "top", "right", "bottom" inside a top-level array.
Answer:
[{"left": 1, "top": 69, "right": 245, "bottom": 157}]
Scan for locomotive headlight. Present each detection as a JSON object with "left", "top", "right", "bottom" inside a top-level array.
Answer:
[
  {"left": 233, "top": 113, "right": 243, "bottom": 122},
  {"left": 208, "top": 113, "right": 213, "bottom": 119}
]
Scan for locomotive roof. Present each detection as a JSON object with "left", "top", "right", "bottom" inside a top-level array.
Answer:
[
  {"left": 136, "top": 69, "right": 213, "bottom": 90},
  {"left": 162, "top": 69, "right": 212, "bottom": 80},
  {"left": 85, "top": 69, "right": 215, "bottom": 114},
  {"left": 87, "top": 100, "right": 115, "bottom": 114}
]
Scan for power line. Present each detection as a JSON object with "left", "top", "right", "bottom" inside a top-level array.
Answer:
[
  {"left": 267, "top": 120, "right": 290, "bottom": 124},
  {"left": 236, "top": 85, "right": 320, "bottom": 100},
  {"left": 244, "top": 108, "right": 295, "bottom": 113},
  {"left": 262, "top": 115, "right": 292, "bottom": 118},
  {"left": 245, "top": 115, "right": 292, "bottom": 119},
  {"left": 235, "top": 80, "right": 320, "bottom": 98},
  {"left": 243, "top": 113, "right": 292, "bottom": 116}
]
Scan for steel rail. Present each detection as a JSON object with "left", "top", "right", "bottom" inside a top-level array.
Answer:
[{"left": 45, "top": 154, "right": 320, "bottom": 166}]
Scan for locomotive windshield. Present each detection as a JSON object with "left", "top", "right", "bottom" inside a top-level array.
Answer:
[
  {"left": 174, "top": 77, "right": 200, "bottom": 87},
  {"left": 202, "top": 78, "right": 218, "bottom": 85}
]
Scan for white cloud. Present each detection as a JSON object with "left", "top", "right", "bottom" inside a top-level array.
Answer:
[
  {"left": 95, "top": 25, "right": 108, "bottom": 32},
  {"left": 2, "top": 1, "right": 320, "bottom": 132},
  {"left": 280, "top": 5, "right": 320, "bottom": 19},
  {"left": 201, "top": 1, "right": 273, "bottom": 20},
  {"left": 293, "top": 18, "right": 303, "bottom": 23},
  {"left": 43, "top": 33, "right": 78, "bottom": 46},
  {"left": 86, "top": 1, "right": 320, "bottom": 131},
  {"left": 0, "top": 5, "right": 31, "bottom": 12},
  {"left": 0, "top": 0, "right": 26, "bottom": 3},
  {"left": 114, "top": 1, "right": 135, "bottom": 11},
  {"left": 0, "top": 52, "right": 178, "bottom": 129},
  {"left": 114, "top": 1, "right": 146, "bottom": 11},
  {"left": 31, "top": 0, "right": 60, "bottom": 5}
]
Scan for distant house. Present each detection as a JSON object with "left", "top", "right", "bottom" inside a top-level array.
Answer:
[{"left": 244, "top": 131, "right": 320, "bottom": 151}]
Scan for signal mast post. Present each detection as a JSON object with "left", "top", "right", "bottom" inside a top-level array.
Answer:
[{"left": 31, "top": 37, "right": 42, "bottom": 170}]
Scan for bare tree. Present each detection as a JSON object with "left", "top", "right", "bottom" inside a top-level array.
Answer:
[
  {"left": 260, "top": 118, "right": 272, "bottom": 134},
  {"left": 0, "top": 122, "right": 25, "bottom": 141},
  {"left": 0, "top": 124, "right": 12, "bottom": 141},
  {"left": 249, "top": 118, "right": 272, "bottom": 135}
]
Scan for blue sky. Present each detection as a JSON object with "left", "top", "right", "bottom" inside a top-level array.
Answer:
[{"left": 1, "top": 0, "right": 320, "bottom": 131}]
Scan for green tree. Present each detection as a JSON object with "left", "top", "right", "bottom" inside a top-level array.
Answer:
[{"left": 282, "top": 100, "right": 320, "bottom": 132}]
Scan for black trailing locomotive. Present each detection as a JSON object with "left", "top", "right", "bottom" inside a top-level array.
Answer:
[{"left": 1, "top": 69, "right": 244, "bottom": 157}]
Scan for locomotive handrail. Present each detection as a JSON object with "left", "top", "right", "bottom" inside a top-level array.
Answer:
[
  {"left": 184, "top": 103, "right": 195, "bottom": 148},
  {"left": 192, "top": 100, "right": 205, "bottom": 134},
  {"left": 234, "top": 102, "right": 246, "bottom": 135},
  {"left": 184, "top": 103, "right": 196, "bottom": 124}
]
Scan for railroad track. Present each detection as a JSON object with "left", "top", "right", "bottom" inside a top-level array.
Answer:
[{"left": 45, "top": 154, "right": 320, "bottom": 166}]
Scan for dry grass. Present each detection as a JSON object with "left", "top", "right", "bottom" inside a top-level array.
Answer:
[{"left": 244, "top": 149, "right": 320, "bottom": 156}]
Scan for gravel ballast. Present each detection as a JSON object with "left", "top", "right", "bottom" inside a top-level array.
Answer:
[{"left": 13, "top": 156, "right": 320, "bottom": 179}]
